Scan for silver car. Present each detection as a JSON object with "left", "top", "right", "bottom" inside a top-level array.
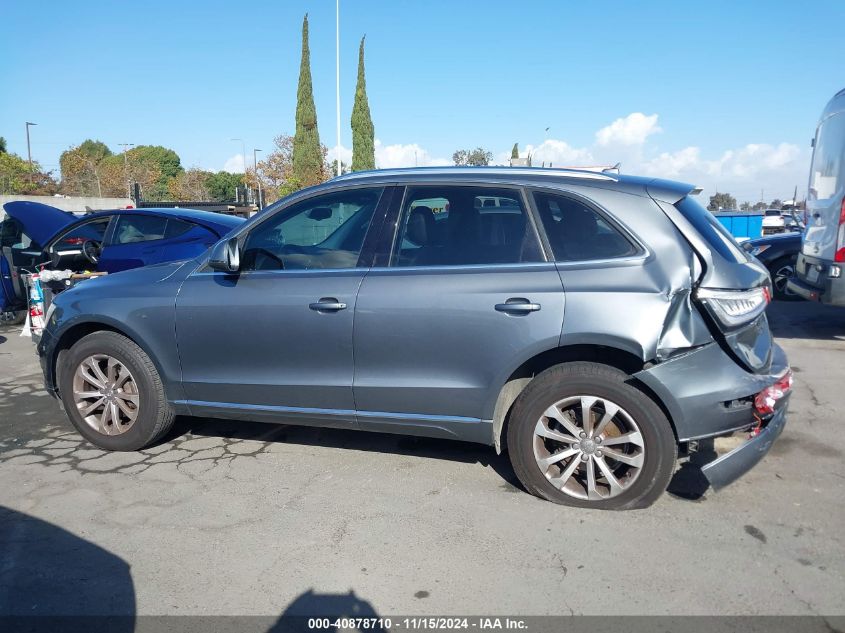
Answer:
[{"left": 37, "top": 167, "right": 791, "bottom": 510}]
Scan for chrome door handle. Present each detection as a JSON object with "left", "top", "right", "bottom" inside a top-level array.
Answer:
[
  {"left": 495, "top": 299, "right": 541, "bottom": 314},
  {"left": 309, "top": 298, "right": 347, "bottom": 312}
]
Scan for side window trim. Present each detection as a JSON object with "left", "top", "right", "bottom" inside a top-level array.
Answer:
[{"left": 526, "top": 186, "right": 646, "bottom": 263}]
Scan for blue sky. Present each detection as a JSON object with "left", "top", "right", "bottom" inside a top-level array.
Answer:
[{"left": 2, "top": 0, "right": 843, "bottom": 202}]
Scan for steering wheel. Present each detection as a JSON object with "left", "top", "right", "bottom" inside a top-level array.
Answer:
[{"left": 81, "top": 239, "right": 101, "bottom": 264}]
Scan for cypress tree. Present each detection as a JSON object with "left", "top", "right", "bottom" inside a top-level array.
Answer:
[
  {"left": 351, "top": 36, "right": 375, "bottom": 171},
  {"left": 293, "top": 13, "right": 323, "bottom": 186},
  {"left": 511, "top": 143, "right": 519, "bottom": 159}
]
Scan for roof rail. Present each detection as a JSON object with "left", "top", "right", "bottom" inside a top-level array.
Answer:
[{"left": 331, "top": 165, "right": 617, "bottom": 182}]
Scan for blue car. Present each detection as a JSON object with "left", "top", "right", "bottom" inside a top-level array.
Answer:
[{"left": 1, "top": 201, "right": 244, "bottom": 320}]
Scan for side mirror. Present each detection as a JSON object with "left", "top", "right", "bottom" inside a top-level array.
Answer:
[{"left": 208, "top": 237, "right": 240, "bottom": 273}]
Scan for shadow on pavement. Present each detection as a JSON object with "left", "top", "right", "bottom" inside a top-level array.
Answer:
[
  {"left": 767, "top": 299, "right": 845, "bottom": 340},
  {"left": 172, "top": 415, "right": 524, "bottom": 491},
  {"left": 0, "top": 506, "right": 135, "bottom": 631},
  {"left": 269, "top": 589, "right": 380, "bottom": 632}
]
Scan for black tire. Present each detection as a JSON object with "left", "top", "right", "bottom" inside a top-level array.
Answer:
[
  {"left": 0, "top": 310, "right": 27, "bottom": 325},
  {"left": 507, "top": 362, "right": 676, "bottom": 510},
  {"left": 58, "top": 331, "right": 175, "bottom": 451},
  {"left": 769, "top": 256, "right": 801, "bottom": 301}
]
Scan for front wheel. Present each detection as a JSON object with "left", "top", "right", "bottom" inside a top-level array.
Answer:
[
  {"left": 58, "top": 331, "right": 175, "bottom": 451},
  {"left": 507, "top": 362, "right": 676, "bottom": 510}
]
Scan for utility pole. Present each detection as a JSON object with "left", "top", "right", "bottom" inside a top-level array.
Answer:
[
  {"left": 25, "top": 122, "right": 37, "bottom": 183},
  {"left": 335, "top": 0, "right": 342, "bottom": 177},
  {"left": 253, "top": 149, "right": 263, "bottom": 209},
  {"left": 119, "top": 143, "right": 135, "bottom": 199}
]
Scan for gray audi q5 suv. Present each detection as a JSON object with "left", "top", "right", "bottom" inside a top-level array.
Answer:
[{"left": 37, "top": 167, "right": 792, "bottom": 509}]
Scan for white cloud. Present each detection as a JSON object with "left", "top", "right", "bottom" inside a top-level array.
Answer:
[
  {"left": 522, "top": 139, "right": 594, "bottom": 168},
  {"left": 326, "top": 144, "right": 352, "bottom": 166},
  {"left": 375, "top": 139, "right": 450, "bottom": 168},
  {"left": 223, "top": 153, "right": 246, "bottom": 173},
  {"left": 595, "top": 112, "right": 661, "bottom": 146},
  {"left": 640, "top": 147, "right": 701, "bottom": 177}
]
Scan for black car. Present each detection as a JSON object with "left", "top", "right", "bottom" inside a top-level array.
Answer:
[{"left": 743, "top": 232, "right": 802, "bottom": 300}]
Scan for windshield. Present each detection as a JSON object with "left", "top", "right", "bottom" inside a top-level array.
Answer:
[{"left": 810, "top": 112, "right": 845, "bottom": 201}]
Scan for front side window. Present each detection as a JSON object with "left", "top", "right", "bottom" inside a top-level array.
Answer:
[
  {"left": 112, "top": 215, "right": 168, "bottom": 245},
  {"left": 241, "top": 187, "right": 383, "bottom": 271},
  {"left": 53, "top": 217, "right": 110, "bottom": 252},
  {"left": 393, "top": 186, "right": 542, "bottom": 267},
  {"left": 531, "top": 191, "right": 638, "bottom": 261}
]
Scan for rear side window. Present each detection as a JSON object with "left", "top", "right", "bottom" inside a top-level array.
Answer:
[
  {"left": 112, "top": 215, "right": 168, "bottom": 244},
  {"left": 392, "top": 186, "right": 542, "bottom": 267},
  {"left": 164, "top": 219, "right": 193, "bottom": 239},
  {"left": 675, "top": 197, "right": 748, "bottom": 264},
  {"left": 531, "top": 191, "right": 638, "bottom": 261},
  {"left": 810, "top": 112, "right": 845, "bottom": 201}
]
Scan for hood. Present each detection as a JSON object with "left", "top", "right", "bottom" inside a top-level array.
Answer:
[{"left": 2, "top": 201, "right": 77, "bottom": 247}]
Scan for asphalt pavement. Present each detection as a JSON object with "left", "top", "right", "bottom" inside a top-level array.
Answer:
[{"left": 0, "top": 300, "right": 844, "bottom": 618}]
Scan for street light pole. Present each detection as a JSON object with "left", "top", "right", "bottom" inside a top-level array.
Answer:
[
  {"left": 25, "top": 122, "right": 37, "bottom": 183},
  {"left": 335, "top": 0, "right": 342, "bottom": 177},
  {"left": 253, "top": 148, "right": 263, "bottom": 209},
  {"left": 118, "top": 143, "right": 135, "bottom": 199}
]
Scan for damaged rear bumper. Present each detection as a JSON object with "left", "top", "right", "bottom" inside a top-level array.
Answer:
[
  {"left": 700, "top": 398, "right": 789, "bottom": 489},
  {"left": 634, "top": 341, "right": 790, "bottom": 489}
]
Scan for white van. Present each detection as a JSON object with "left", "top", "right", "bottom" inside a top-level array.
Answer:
[{"left": 788, "top": 88, "right": 845, "bottom": 304}]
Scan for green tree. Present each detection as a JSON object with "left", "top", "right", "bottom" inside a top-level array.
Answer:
[
  {"left": 351, "top": 36, "right": 375, "bottom": 172},
  {"left": 452, "top": 147, "right": 493, "bottom": 166},
  {"left": 59, "top": 139, "right": 113, "bottom": 196},
  {"left": 511, "top": 143, "right": 519, "bottom": 160},
  {"left": 0, "top": 137, "right": 6, "bottom": 153},
  {"left": 740, "top": 201, "right": 752, "bottom": 211},
  {"left": 206, "top": 171, "right": 244, "bottom": 202},
  {"left": 292, "top": 13, "right": 325, "bottom": 187},
  {"left": 0, "top": 151, "right": 57, "bottom": 195},
  {"left": 707, "top": 192, "right": 737, "bottom": 212},
  {"left": 99, "top": 145, "right": 183, "bottom": 200},
  {"left": 769, "top": 198, "right": 783, "bottom": 210}
]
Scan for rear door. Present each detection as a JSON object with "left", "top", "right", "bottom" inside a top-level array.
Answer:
[
  {"left": 804, "top": 111, "right": 845, "bottom": 263},
  {"left": 352, "top": 183, "right": 565, "bottom": 440}
]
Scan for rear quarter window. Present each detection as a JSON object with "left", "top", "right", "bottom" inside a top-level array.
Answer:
[
  {"left": 676, "top": 197, "right": 749, "bottom": 264},
  {"left": 810, "top": 112, "right": 845, "bottom": 200}
]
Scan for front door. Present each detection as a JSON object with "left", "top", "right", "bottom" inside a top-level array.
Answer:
[
  {"left": 175, "top": 186, "right": 388, "bottom": 427},
  {"left": 353, "top": 184, "right": 566, "bottom": 440}
]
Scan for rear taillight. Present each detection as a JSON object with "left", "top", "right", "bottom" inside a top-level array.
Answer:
[
  {"left": 696, "top": 286, "right": 770, "bottom": 329},
  {"left": 754, "top": 369, "right": 793, "bottom": 416},
  {"left": 835, "top": 197, "right": 845, "bottom": 263}
]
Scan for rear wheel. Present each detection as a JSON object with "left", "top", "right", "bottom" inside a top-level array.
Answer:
[
  {"left": 507, "top": 362, "right": 676, "bottom": 510},
  {"left": 59, "top": 331, "right": 175, "bottom": 451}
]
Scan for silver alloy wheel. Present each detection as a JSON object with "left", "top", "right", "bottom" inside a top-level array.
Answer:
[
  {"left": 72, "top": 354, "right": 140, "bottom": 436},
  {"left": 773, "top": 263, "right": 796, "bottom": 295},
  {"left": 533, "top": 395, "right": 644, "bottom": 500}
]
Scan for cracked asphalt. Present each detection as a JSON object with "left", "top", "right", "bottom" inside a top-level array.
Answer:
[{"left": 1, "top": 300, "right": 844, "bottom": 617}]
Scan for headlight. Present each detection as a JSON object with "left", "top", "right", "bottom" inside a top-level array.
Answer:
[{"left": 696, "top": 287, "right": 770, "bottom": 329}]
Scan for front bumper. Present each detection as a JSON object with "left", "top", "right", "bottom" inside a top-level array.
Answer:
[
  {"left": 36, "top": 327, "right": 58, "bottom": 397},
  {"left": 701, "top": 396, "right": 789, "bottom": 489}
]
